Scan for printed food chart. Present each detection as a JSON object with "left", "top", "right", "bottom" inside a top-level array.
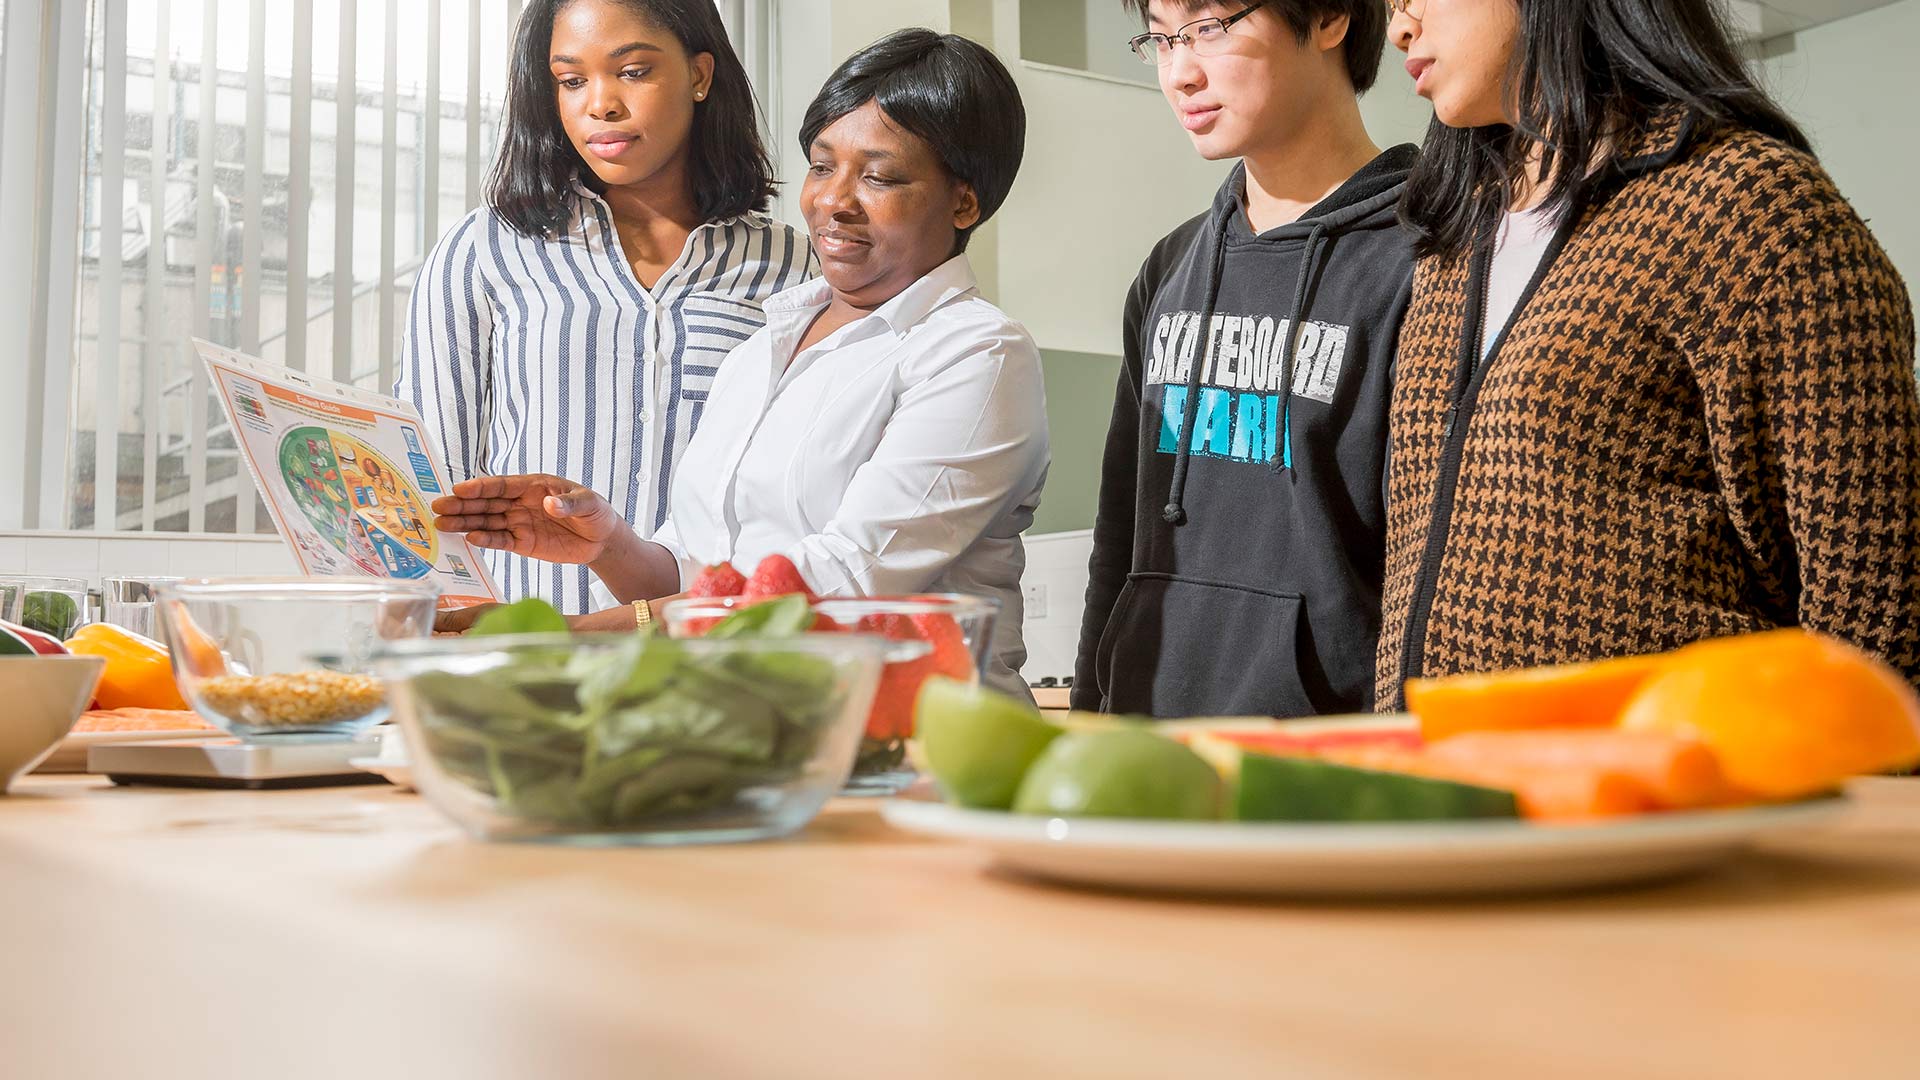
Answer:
[{"left": 195, "top": 339, "right": 501, "bottom": 610}]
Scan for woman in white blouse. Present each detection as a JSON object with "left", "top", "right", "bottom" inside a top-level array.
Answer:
[
  {"left": 433, "top": 30, "right": 1050, "bottom": 694},
  {"left": 397, "top": 0, "right": 810, "bottom": 614}
]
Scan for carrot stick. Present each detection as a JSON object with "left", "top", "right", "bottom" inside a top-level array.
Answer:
[
  {"left": 1424, "top": 731, "right": 1734, "bottom": 811},
  {"left": 1320, "top": 742, "right": 1670, "bottom": 821}
]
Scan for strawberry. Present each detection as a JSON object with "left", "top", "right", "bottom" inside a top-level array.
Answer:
[
  {"left": 856, "top": 614, "right": 934, "bottom": 741},
  {"left": 856, "top": 613, "right": 918, "bottom": 640},
  {"left": 866, "top": 660, "right": 935, "bottom": 741},
  {"left": 911, "top": 613, "right": 973, "bottom": 680},
  {"left": 689, "top": 562, "right": 747, "bottom": 598},
  {"left": 742, "top": 554, "right": 815, "bottom": 601}
]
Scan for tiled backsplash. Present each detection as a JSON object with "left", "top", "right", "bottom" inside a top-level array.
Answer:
[{"left": 0, "top": 531, "right": 298, "bottom": 583}]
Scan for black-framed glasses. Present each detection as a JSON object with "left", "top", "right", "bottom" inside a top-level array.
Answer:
[{"left": 1128, "top": 1, "right": 1272, "bottom": 66}]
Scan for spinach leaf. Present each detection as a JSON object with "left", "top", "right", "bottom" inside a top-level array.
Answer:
[
  {"left": 469, "top": 597, "right": 571, "bottom": 638},
  {"left": 604, "top": 755, "right": 742, "bottom": 822},
  {"left": 703, "top": 594, "right": 814, "bottom": 639},
  {"left": 596, "top": 682, "right": 778, "bottom": 761},
  {"left": 409, "top": 670, "right": 556, "bottom": 728},
  {"left": 572, "top": 634, "right": 684, "bottom": 713},
  {"left": 408, "top": 596, "right": 853, "bottom": 833}
]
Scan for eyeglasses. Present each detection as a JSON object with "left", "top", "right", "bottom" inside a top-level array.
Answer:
[
  {"left": 1128, "top": 1, "right": 1272, "bottom": 66},
  {"left": 1384, "top": 0, "right": 1425, "bottom": 17}
]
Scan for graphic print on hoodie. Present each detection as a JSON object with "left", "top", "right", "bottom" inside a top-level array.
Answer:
[{"left": 1073, "top": 146, "right": 1419, "bottom": 718}]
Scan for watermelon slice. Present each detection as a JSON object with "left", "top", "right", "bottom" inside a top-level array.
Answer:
[{"left": 1234, "top": 752, "right": 1520, "bottom": 822}]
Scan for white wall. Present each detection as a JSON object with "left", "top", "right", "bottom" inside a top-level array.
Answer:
[
  {"left": 773, "top": 2, "right": 1431, "bottom": 356},
  {"left": 988, "top": 1, "right": 1432, "bottom": 356},
  {"left": 1761, "top": 0, "right": 1920, "bottom": 329}
]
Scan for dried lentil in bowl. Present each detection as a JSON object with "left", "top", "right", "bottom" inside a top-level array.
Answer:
[{"left": 196, "top": 671, "right": 387, "bottom": 727}]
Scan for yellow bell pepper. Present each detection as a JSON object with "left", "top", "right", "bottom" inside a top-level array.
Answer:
[{"left": 64, "top": 624, "right": 190, "bottom": 711}]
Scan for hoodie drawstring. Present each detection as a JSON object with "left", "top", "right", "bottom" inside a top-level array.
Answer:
[
  {"left": 1274, "top": 222, "right": 1329, "bottom": 474},
  {"left": 1161, "top": 208, "right": 1233, "bottom": 526}
]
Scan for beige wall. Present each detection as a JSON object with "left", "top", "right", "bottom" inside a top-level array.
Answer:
[{"left": 775, "top": 2, "right": 1432, "bottom": 356}]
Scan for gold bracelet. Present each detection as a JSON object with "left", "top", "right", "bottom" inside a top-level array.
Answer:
[{"left": 632, "top": 599, "right": 653, "bottom": 633}]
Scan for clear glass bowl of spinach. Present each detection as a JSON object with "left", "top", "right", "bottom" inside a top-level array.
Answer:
[{"left": 377, "top": 625, "right": 886, "bottom": 845}]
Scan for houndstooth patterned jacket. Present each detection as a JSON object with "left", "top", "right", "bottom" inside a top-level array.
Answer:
[{"left": 1378, "top": 109, "right": 1920, "bottom": 707}]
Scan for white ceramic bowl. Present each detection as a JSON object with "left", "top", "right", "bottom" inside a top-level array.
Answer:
[{"left": 0, "top": 655, "right": 106, "bottom": 793}]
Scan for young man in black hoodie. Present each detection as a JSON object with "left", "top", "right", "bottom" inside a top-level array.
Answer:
[{"left": 1074, "top": 0, "right": 1418, "bottom": 717}]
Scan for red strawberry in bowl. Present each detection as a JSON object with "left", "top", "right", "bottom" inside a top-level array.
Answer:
[
  {"left": 856, "top": 614, "right": 936, "bottom": 741},
  {"left": 910, "top": 614, "right": 973, "bottom": 680},
  {"left": 742, "top": 555, "right": 815, "bottom": 602},
  {"left": 688, "top": 562, "right": 747, "bottom": 598}
]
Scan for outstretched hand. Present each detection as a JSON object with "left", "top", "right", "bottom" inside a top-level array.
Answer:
[{"left": 431, "top": 473, "right": 623, "bottom": 566}]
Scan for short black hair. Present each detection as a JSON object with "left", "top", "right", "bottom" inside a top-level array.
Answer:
[
  {"left": 1122, "top": 0, "right": 1386, "bottom": 94},
  {"left": 799, "top": 29, "right": 1026, "bottom": 253},
  {"left": 489, "top": 0, "right": 777, "bottom": 237}
]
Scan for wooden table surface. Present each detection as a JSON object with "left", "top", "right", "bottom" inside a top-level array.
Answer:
[{"left": 3, "top": 773, "right": 1919, "bottom": 1080}]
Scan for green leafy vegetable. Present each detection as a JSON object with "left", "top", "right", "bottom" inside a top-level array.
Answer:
[
  {"left": 703, "top": 593, "right": 815, "bottom": 639},
  {"left": 469, "top": 597, "right": 571, "bottom": 638},
  {"left": 407, "top": 619, "right": 850, "bottom": 830},
  {"left": 21, "top": 591, "right": 80, "bottom": 638}
]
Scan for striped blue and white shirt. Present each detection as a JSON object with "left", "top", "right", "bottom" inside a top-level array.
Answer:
[{"left": 397, "top": 186, "right": 812, "bottom": 613}]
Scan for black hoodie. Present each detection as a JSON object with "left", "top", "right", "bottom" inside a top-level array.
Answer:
[{"left": 1073, "top": 146, "right": 1418, "bottom": 718}]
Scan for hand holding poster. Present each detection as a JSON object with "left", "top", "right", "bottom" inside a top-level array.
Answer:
[{"left": 195, "top": 339, "right": 501, "bottom": 610}]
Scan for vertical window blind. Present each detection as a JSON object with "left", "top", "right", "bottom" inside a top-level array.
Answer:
[{"left": 0, "top": 0, "right": 778, "bottom": 535}]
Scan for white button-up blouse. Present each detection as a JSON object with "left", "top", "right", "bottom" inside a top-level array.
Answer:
[{"left": 594, "top": 253, "right": 1050, "bottom": 696}]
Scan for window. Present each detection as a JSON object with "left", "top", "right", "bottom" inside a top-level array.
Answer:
[
  {"left": 70, "top": 0, "right": 515, "bottom": 534},
  {"left": 0, "top": 0, "right": 776, "bottom": 535}
]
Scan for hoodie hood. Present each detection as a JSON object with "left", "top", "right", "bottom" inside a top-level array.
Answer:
[
  {"left": 1162, "top": 144, "right": 1418, "bottom": 525},
  {"left": 1215, "top": 143, "right": 1418, "bottom": 238}
]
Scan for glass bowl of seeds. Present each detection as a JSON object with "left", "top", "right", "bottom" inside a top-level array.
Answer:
[{"left": 156, "top": 577, "right": 440, "bottom": 740}]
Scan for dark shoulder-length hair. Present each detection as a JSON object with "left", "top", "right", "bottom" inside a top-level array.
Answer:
[
  {"left": 488, "top": 0, "right": 777, "bottom": 237},
  {"left": 1401, "top": 0, "right": 1810, "bottom": 262},
  {"left": 799, "top": 29, "right": 1026, "bottom": 254}
]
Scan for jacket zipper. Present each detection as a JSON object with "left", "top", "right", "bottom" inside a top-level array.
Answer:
[{"left": 1397, "top": 209, "right": 1581, "bottom": 691}]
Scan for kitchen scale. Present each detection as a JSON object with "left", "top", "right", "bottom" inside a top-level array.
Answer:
[{"left": 90, "top": 731, "right": 389, "bottom": 789}]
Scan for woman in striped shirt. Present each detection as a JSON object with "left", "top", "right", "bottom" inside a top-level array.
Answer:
[
  {"left": 433, "top": 30, "right": 1051, "bottom": 695},
  {"left": 397, "top": 0, "right": 811, "bottom": 615}
]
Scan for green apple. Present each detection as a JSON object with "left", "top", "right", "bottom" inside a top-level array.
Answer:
[
  {"left": 1012, "top": 728, "right": 1224, "bottom": 821},
  {"left": 915, "top": 677, "right": 1063, "bottom": 809}
]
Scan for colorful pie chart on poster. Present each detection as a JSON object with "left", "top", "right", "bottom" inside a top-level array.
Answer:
[{"left": 276, "top": 425, "right": 439, "bottom": 578}]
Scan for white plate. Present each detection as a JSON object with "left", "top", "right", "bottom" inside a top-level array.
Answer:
[{"left": 879, "top": 790, "right": 1851, "bottom": 899}]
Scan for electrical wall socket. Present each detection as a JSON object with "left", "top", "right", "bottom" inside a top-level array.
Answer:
[{"left": 1023, "top": 582, "right": 1048, "bottom": 620}]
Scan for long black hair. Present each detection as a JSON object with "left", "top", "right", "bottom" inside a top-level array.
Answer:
[
  {"left": 800, "top": 29, "right": 1026, "bottom": 253},
  {"left": 1401, "top": 0, "right": 1810, "bottom": 261},
  {"left": 488, "top": 0, "right": 777, "bottom": 237}
]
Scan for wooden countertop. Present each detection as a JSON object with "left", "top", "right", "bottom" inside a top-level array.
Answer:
[{"left": 4, "top": 774, "right": 1919, "bottom": 1080}]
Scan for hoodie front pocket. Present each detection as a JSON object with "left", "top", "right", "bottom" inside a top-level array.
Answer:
[{"left": 1097, "top": 574, "right": 1316, "bottom": 719}]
